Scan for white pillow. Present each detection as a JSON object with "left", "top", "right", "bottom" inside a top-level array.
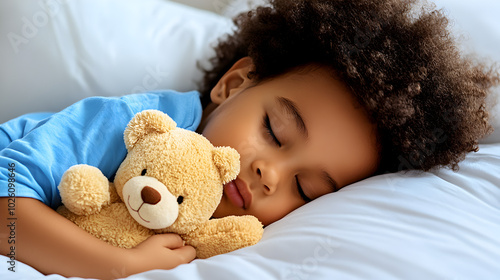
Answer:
[{"left": 0, "top": 0, "right": 232, "bottom": 123}]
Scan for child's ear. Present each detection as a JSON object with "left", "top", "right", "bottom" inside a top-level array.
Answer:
[{"left": 210, "top": 57, "right": 254, "bottom": 105}]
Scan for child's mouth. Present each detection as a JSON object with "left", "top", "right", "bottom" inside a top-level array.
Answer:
[{"left": 223, "top": 178, "right": 251, "bottom": 209}]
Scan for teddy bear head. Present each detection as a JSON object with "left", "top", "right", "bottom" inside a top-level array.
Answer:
[{"left": 113, "top": 110, "right": 240, "bottom": 235}]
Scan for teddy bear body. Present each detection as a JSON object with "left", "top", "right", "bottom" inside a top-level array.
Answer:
[{"left": 56, "top": 110, "right": 263, "bottom": 259}]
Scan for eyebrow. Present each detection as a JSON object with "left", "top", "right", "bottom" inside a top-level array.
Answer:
[{"left": 275, "top": 96, "right": 308, "bottom": 138}]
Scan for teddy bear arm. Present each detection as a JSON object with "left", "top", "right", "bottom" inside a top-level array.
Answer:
[
  {"left": 58, "top": 164, "right": 112, "bottom": 216},
  {"left": 183, "top": 215, "right": 264, "bottom": 259}
]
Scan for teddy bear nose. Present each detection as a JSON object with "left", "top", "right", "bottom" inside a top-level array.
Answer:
[{"left": 141, "top": 186, "right": 161, "bottom": 205}]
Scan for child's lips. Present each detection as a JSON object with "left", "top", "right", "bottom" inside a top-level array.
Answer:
[{"left": 224, "top": 177, "right": 252, "bottom": 209}]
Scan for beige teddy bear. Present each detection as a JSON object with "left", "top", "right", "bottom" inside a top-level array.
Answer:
[{"left": 56, "top": 110, "right": 263, "bottom": 259}]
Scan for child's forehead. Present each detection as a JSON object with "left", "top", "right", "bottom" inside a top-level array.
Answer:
[
  {"left": 258, "top": 64, "right": 355, "bottom": 102},
  {"left": 274, "top": 63, "right": 340, "bottom": 81}
]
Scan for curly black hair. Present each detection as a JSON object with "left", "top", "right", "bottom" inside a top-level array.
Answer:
[{"left": 199, "top": 0, "right": 499, "bottom": 173}]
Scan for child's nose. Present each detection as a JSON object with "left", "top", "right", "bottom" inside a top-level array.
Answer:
[{"left": 253, "top": 161, "right": 279, "bottom": 195}]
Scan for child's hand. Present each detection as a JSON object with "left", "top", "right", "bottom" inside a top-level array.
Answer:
[
  {"left": 122, "top": 233, "right": 196, "bottom": 277},
  {"left": 0, "top": 198, "right": 195, "bottom": 280}
]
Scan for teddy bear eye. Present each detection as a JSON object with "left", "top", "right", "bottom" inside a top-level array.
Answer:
[
  {"left": 177, "top": 196, "right": 184, "bottom": 204},
  {"left": 141, "top": 169, "right": 147, "bottom": 176}
]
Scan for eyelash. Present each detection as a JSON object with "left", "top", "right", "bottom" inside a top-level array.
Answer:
[
  {"left": 296, "top": 177, "right": 312, "bottom": 203},
  {"left": 262, "top": 114, "right": 311, "bottom": 202},
  {"left": 262, "top": 114, "right": 281, "bottom": 147}
]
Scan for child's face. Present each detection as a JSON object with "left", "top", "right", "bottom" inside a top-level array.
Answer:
[{"left": 198, "top": 59, "right": 379, "bottom": 226}]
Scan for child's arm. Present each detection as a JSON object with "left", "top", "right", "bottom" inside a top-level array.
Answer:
[{"left": 0, "top": 197, "right": 196, "bottom": 279}]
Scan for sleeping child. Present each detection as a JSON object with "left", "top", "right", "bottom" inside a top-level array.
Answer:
[{"left": 0, "top": 0, "right": 498, "bottom": 279}]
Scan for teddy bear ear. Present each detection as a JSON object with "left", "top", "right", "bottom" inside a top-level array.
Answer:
[
  {"left": 124, "top": 110, "right": 177, "bottom": 151},
  {"left": 212, "top": 146, "right": 240, "bottom": 184}
]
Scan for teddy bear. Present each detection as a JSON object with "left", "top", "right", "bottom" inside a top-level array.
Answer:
[{"left": 56, "top": 109, "right": 263, "bottom": 259}]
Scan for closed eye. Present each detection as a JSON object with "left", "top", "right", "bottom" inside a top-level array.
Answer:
[
  {"left": 296, "top": 176, "right": 312, "bottom": 203},
  {"left": 262, "top": 114, "right": 281, "bottom": 147}
]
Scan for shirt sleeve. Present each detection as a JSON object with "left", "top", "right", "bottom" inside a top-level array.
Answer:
[
  {"left": 0, "top": 112, "right": 54, "bottom": 151},
  {"left": 0, "top": 90, "right": 202, "bottom": 209}
]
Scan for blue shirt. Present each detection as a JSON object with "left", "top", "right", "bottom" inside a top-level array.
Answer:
[{"left": 0, "top": 90, "right": 202, "bottom": 209}]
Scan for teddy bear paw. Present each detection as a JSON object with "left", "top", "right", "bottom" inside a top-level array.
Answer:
[{"left": 58, "top": 164, "right": 111, "bottom": 216}]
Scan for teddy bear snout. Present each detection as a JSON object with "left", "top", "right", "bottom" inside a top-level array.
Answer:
[
  {"left": 123, "top": 176, "right": 179, "bottom": 229},
  {"left": 141, "top": 186, "right": 161, "bottom": 205}
]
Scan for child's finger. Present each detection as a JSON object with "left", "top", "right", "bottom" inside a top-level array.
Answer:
[
  {"left": 174, "top": 244, "right": 197, "bottom": 263},
  {"left": 147, "top": 233, "right": 185, "bottom": 249}
]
